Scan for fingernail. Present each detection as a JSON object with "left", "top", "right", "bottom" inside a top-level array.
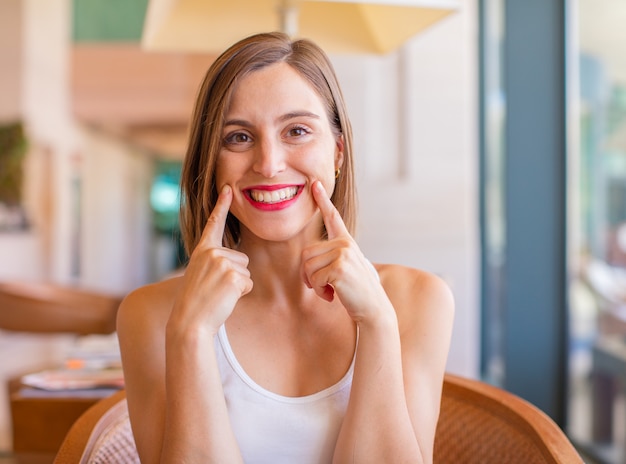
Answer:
[{"left": 222, "top": 185, "right": 231, "bottom": 195}]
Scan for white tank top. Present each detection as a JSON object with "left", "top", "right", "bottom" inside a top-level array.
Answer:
[{"left": 214, "top": 324, "right": 356, "bottom": 464}]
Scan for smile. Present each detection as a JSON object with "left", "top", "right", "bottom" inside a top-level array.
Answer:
[
  {"left": 247, "top": 186, "right": 300, "bottom": 204},
  {"left": 244, "top": 184, "right": 303, "bottom": 211}
]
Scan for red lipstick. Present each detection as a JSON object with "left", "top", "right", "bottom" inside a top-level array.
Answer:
[{"left": 244, "top": 184, "right": 303, "bottom": 211}]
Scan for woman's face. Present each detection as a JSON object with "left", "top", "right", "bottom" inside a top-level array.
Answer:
[{"left": 216, "top": 62, "right": 343, "bottom": 244}]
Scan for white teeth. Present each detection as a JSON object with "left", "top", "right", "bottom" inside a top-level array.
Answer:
[{"left": 250, "top": 186, "right": 298, "bottom": 204}]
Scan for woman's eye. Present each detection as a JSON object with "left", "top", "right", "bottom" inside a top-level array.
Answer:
[
  {"left": 287, "top": 126, "right": 310, "bottom": 138},
  {"left": 224, "top": 132, "right": 252, "bottom": 145}
]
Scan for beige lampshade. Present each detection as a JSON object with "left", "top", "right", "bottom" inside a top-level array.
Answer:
[{"left": 142, "top": 0, "right": 459, "bottom": 55}]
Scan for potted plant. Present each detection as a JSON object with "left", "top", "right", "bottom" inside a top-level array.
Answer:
[{"left": 0, "top": 122, "right": 28, "bottom": 230}]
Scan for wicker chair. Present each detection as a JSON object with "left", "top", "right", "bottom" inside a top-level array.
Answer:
[
  {"left": 54, "top": 374, "right": 583, "bottom": 464},
  {"left": 53, "top": 389, "right": 137, "bottom": 464},
  {"left": 434, "top": 374, "right": 583, "bottom": 463}
]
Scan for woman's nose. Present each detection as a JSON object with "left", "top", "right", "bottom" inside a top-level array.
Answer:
[{"left": 252, "top": 138, "right": 286, "bottom": 178}]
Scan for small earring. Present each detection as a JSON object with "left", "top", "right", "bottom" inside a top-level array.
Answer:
[{"left": 335, "top": 168, "right": 341, "bottom": 179}]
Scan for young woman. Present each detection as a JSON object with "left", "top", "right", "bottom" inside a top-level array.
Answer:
[{"left": 117, "top": 32, "right": 454, "bottom": 464}]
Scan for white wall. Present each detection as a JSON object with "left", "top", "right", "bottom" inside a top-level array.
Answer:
[
  {"left": 20, "top": 0, "right": 77, "bottom": 284},
  {"left": 79, "top": 129, "right": 154, "bottom": 294}
]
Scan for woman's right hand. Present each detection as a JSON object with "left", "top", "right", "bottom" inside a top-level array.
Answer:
[{"left": 169, "top": 185, "right": 253, "bottom": 335}]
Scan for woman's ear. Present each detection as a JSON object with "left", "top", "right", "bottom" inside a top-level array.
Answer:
[{"left": 335, "top": 135, "right": 345, "bottom": 169}]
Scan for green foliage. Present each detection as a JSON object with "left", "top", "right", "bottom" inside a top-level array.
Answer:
[{"left": 0, "top": 122, "right": 27, "bottom": 206}]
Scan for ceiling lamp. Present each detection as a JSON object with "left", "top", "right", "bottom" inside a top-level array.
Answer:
[{"left": 142, "top": 0, "right": 460, "bottom": 55}]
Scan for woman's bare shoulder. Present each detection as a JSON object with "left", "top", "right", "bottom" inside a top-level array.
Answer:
[
  {"left": 373, "top": 263, "right": 451, "bottom": 298},
  {"left": 117, "top": 276, "right": 182, "bottom": 332},
  {"left": 373, "top": 263, "right": 454, "bottom": 330},
  {"left": 116, "top": 277, "right": 183, "bottom": 389}
]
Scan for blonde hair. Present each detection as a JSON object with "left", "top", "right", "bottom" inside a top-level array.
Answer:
[{"left": 180, "top": 32, "right": 356, "bottom": 255}]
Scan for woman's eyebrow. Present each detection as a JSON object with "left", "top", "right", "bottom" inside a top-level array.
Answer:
[
  {"left": 223, "top": 118, "right": 252, "bottom": 128},
  {"left": 279, "top": 111, "right": 320, "bottom": 122}
]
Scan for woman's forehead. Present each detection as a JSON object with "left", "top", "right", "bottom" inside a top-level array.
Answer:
[{"left": 225, "top": 63, "right": 329, "bottom": 123}]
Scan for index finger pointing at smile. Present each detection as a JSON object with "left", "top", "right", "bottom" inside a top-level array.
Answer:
[
  {"left": 312, "top": 181, "right": 348, "bottom": 240},
  {"left": 199, "top": 185, "right": 233, "bottom": 248}
]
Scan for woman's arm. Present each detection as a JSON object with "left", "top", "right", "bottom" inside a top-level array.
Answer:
[
  {"left": 303, "top": 181, "right": 454, "bottom": 463},
  {"left": 160, "top": 317, "right": 243, "bottom": 462},
  {"left": 334, "top": 267, "right": 454, "bottom": 464},
  {"left": 118, "top": 283, "right": 246, "bottom": 464},
  {"left": 117, "top": 283, "right": 168, "bottom": 464},
  {"left": 118, "top": 186, "right": 251, "bottom": 463}
]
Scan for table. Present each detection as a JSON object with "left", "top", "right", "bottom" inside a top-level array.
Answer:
[{"left": 8, "top": 377, "right": 118, "bottom": 463}]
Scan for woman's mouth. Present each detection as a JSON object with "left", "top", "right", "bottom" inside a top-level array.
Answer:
[
  {"left": 244, "top": 185, "right": 303, "bottom": 210},
  {"left": 248, "top": 186, "right": 299, "bottom": 204}
]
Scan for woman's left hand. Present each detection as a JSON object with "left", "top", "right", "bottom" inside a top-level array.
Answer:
[{"left": 301, "top": 181, "right": 393, "bottom": 324}]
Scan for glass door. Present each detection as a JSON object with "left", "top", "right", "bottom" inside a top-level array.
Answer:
[{"left": 568, "top": 1, "right": 626, "bottom": 461}]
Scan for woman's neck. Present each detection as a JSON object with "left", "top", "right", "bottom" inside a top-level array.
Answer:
[{"left": 236, "top": 230, "right": 325, "bottom": 312}]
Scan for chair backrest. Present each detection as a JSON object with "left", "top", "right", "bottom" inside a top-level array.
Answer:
[
  {"left": 54, "top": 389, "right": 138, "bottom": 464},
  {"left": 55, "top": 374, "right": 583, "bottom": 464},
  {"left": 0, "top": 281, "right": 122, "bottom": 334},
  {"left": 434, "top": 374, "right": 583, "bottom": 463}
]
